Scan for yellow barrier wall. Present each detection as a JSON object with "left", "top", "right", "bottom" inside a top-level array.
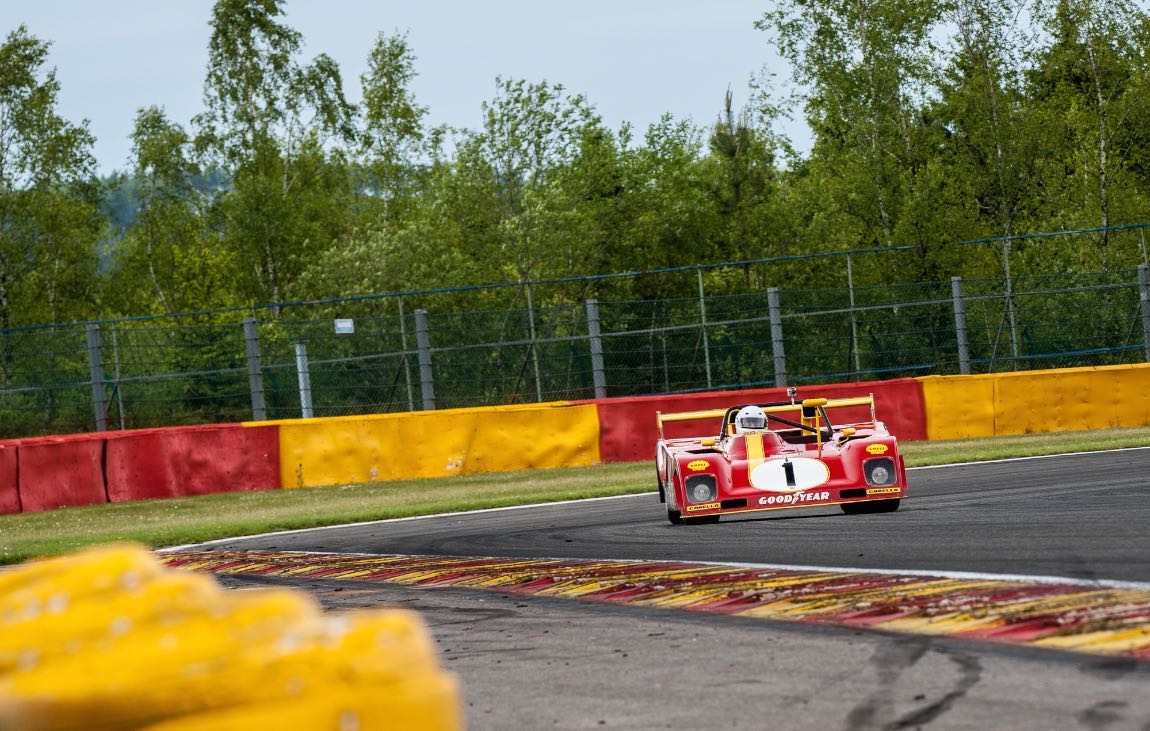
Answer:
[
  {"left": 261, "top": 402, "right": 601, "bottom": 488},
  {"left": 918, "top": 363, "right": 1150, "bottom": 440},
  {"left": 918, "top": 374, "right": 997, "bottom": 439}
]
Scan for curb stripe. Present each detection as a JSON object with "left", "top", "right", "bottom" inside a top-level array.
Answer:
[{"left": 162, "top": 550, "right": 1150, "bottom": 659}]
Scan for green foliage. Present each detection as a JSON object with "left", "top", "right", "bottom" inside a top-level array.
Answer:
[
  {"left": 0, "top": 26, "right": 101, "bottom": 333},
  {"left": 6, "top": 0, "right": 1150, "bottom": 334},
  {"left": 193, "top": 0, "right": 356, "bottom": 304}
]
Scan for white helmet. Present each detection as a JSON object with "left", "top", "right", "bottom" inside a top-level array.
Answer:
[{"left": 735, "top": 405, "right": 767, "bottom": 434}]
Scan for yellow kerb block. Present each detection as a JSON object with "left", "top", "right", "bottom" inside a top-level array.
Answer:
[
  {"left": 136, "top": 676, "right": 462, "bottom": 731},
  {"left": 0, "top": 544, "right": 459, "bottom": 731}
]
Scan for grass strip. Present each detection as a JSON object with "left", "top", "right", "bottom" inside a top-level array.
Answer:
[{"left": 2, "top": 425, "right": 1149, "bottom": 564}]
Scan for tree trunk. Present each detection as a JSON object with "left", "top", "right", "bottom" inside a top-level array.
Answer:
[
  {"left": 0, "top": 250, "right": 10, "bottom": 383},
  {"left": 855, "top": 0, "right": 895, "bottom": 246},
  {"left": 1085, "top": 37, "right": 1110, "bottom": 269}
]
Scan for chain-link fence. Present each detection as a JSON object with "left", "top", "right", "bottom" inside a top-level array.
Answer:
[{"left": 3, "top": 262, "right": 1149, "bottom": 438}]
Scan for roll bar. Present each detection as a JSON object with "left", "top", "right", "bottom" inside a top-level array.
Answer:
[{"left": 655, "top": 394, "right": 876, "bottom": 439}]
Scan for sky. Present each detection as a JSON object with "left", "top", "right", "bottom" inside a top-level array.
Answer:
[{"left": 3, "top": 1, "right": 808, "bottom": 176}]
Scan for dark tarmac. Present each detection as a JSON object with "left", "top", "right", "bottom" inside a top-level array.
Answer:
[{"left": 201, "top": 449, "right": 1150, "bottom": 729}]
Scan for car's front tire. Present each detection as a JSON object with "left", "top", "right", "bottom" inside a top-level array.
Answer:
[
  {"left": 841, "top": 499, "right": 900, "bottom": 515},
  {"left": 667, "top": 507, "right": 683, "bottom": 525}
]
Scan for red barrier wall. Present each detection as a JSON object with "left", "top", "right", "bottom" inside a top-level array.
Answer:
[
  {"left": 0, "top": 442, "right": 19, "bottom": 515},
  {"left": 17, "top": 435, "right": 107, "bottom": 512},
  {"left": 587, "top": 379, "right": 927, "bottom": 463},
  {"left": 104, "top": 424, "right": 280, "bottom": 502}
]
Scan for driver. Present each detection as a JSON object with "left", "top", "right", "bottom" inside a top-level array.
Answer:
[{"left": 734, "top": 405, "right": 768, "bottom": 435}]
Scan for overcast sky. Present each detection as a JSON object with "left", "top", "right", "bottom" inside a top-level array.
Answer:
[{"left": 3, "top": 1, "right": 807, "bottom": 176}]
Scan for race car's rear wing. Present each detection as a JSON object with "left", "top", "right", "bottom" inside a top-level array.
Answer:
[{"left": 656, "top": 394, "right": 876, "bottom": 439}]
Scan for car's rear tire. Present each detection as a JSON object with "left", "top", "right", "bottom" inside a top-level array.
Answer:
[{"left": 841, "top": 499, "right": 900, "bottom": 515}]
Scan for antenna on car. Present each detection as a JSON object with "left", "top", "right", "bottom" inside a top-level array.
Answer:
[{"left": 786, "top": 386, "right": 797, "bottom": 405}]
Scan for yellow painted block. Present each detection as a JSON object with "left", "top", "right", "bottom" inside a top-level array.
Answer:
[
  {"left": 136, "top": 676, "right": 462, "bottom": 731},
  {"left": 0, "top": 546, "right": 460, "bottom": 731},
  {"left": 0, "top": 608, "right": 442, "bottom": 731},
  {"left": 0, "top": 543, "right": 163, "bottom": 610},
  {"left": 0, "top": 573, "right": 222, "bottom": 673},
  {"left": 274, "top": 402, "right": 601, "bottom": 488},
  {"left": 916, "top": 375, "right": 996, "bottom": 439},
  {"left": 920, "top": 363, "right": 1150, "bottom": 439},
  {"left": 993, "top": 363, "right": 1150, "bottom": 435}
]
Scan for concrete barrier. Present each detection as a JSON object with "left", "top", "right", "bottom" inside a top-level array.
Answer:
[
  {"left": 262, "top": 402, "right": 601, "bottom": 488},
  {"left": 104, "top": 425, "right": 280, "bottom": 502},
  {"left": 16, "top": 435, "right": 106, "bottom": 512},
  {"left": 0, "top": 442, "right": 18, "bottom": 515},
  {"left": 918, "top": 363, "right": 1150, "bottom": 439}
]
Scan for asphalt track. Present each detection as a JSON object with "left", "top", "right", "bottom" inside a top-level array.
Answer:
[
  {"left": 192, "top": 449, "right": 1150, "bottom": 729},
  {"left": 205, "top": 448, "right": 1150, "bottom": 583}
]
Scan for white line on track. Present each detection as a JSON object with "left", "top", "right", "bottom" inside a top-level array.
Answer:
[
  {"left": 160, "top": 444, "right": 1150, "bottom": 552},
  {"left": 174, "top": 546, "right": 1150, "bottom": 592}
]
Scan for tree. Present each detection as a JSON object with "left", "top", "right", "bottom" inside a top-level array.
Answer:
[
  {"left": 1029, "top": 0, "right": 1150, "bottom": 268},
  {"left": 196, "top": 0, "right": 356, "bottom": 303},
  {"left": 107, "top": 107, "right": 237, "bottom": 315},
  {"left": 938, "top": 0, "right": 1040, "bottom": 242},
  {"left": 758, "top": 0, "right": 944, "bottom": 251},
  {"left": 707, "top": 89, "right": 780, "bottom": 284},
  {"left": 0, "top": 26, "right": 100, "bottom": 333},
  {"left": 357, "top": 31, "right": 428, "bottom": 228}
]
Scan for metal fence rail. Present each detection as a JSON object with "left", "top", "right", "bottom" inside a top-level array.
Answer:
[{"left": 2, "top": 265, "right": 1149, "bottom": 438}]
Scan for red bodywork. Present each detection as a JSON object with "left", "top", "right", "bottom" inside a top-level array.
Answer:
[{"left": 656, "top": 396, "right": 908, "bottom": 522}]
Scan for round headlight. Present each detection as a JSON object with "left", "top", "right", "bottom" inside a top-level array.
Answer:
[
  {"left": 870, "top": 465, "right": 889, "bottom": 484},
  {"left": 691, "top": 482, "right": 712, "bottom": 502}
]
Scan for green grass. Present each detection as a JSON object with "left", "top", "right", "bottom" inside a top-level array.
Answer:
[
  {"left": 2, "top": 424, "right": 1149, "bottom": 564},
  {"left": 902, "top": 425, "right": 1150, "bottom": 466}
]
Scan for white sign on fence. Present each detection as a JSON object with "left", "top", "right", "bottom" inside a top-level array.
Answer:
[{"left": 334, "top": 318, "right": 355, "bottom": 334}]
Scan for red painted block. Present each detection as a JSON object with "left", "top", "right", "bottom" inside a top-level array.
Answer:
[
  {"left": 0, "top": 442, "right": 19, "bottom": 514},
  {"left": 586, "top": 378, "right": 927, "bottom": 463},
  {"left": 17, "top": 436, "right": 107, "bottom": 512},
  {"left": 104, "top": 424, "right": 280, "bottom": 502}
]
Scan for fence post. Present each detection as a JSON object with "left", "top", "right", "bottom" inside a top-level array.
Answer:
[
  {"left": 85, "top": 324, "right": 108, "bottom": 432},
  {"left": 415, "top": 308, "right": 435, "bottom": 410},
  {"left": 952, "top": 276, "right": 971, "bottom": 375},
  {"left": 294, "top": 343, "right": 313, "bottom": 419},
  {"left": 1140, "top": 265, "right": 1150, "bottom": 363},
  {"left": 398, "top": 297, "right": 414, "bottom": 411},
  {"left": 242, "top": 317, "right": 266, "bottom": 421},
  {"left": 526, "top": 285, "right": 543, "bottom": 402},
  {"left": 697, "top": 268, "right": 713, "bottom": 388},
  {"left": 768, "top": 287, "right": 787, "bottom": 387},
  {"left": 586, "top": 299, "right": 606, "bottom": 399},
  {"left": 110, "top": 326, "right": 126, "bottom": 430},
  {"left": 846, "top": 254, "right": 861, "bottom": 380}
]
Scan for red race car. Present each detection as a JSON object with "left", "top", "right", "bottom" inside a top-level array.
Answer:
[{"left": 655, "top": 389, "right": 907, "bottom": 524}]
